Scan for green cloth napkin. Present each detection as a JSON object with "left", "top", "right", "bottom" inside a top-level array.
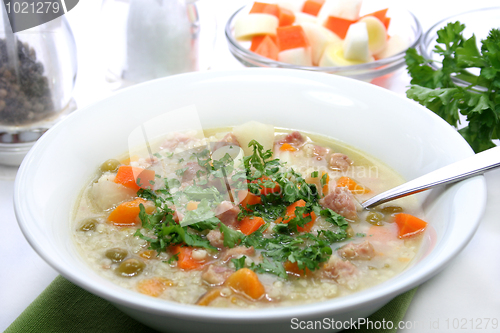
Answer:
[{"left": 5, "top": 276, "right": 417, "bottom": 333}]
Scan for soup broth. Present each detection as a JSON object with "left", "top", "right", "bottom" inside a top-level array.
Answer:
[{"left": 72, "top": 125, "right": 426, "bottom": 308}]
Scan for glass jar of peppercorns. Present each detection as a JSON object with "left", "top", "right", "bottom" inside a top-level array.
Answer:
[{"left": 0, "top": 14, "right": 77, "bottom": 166}]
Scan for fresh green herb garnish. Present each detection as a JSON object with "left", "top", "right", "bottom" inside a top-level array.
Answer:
[
  {"left": 231, "top": 256, "right": 247, "bottom": 270},
  {"left": 135, "top": 204, "right": 216, "bottom": 251},
  {"left": 183, "top": 186, "right": 221, "bottom": 201},
  {"left": 320, "top": 173, "right": 328, "bottom": 187},
  {"left": 405, "top": 22, "right": 500, "bottom": 152},
  {"left": 133, "top": 139, "right": 351, "bottom": 280},
  {"left": 219, "top": 223, "right": 245, "bottom": 248},
  {"left": 180, "top": 199, "right": 220, "bottom": 229},
  {"left": 320, "top": 208, "right": 350, "bottom": 229},
  {"left": 166, "top": 253, "right": 179, "bottom": 264},
  {"left": 175, "top": 167, "right": 188, "bottom": 177},
  {"left": 251, "top": 257, "right": 288, "bottom": 279}
]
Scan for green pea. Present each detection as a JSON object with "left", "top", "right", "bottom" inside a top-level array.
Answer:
[
  {"left": 116, "top": 258, "right": 145, "bottom": 277},
  {"left": 378, "top": 206, "right": 403, "bottom": 215},
  {"left": 105, "top": 248, "right": 128, "bottom": 262},
  {"left": 100, "top": 159, "right": 121, "bottom": 173},
  {"left": 366, "top": 212, "right": 384, "bottom": 226},
  {"left": 79, "top": 218, "right": 98, "bottom": 231}
]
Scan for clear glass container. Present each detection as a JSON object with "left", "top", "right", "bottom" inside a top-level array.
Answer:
[
  {"left": 0, "top": 7, "right": 77, "bottom": 166},
  {"left": 419, "top": 6, "right": 500, "bottom": 88},
  {"left": 101, "top": 0, "right": 216, "bottom": 90},
  {"left": 226, "top": 4, "right": 422, "bottom": 81}
]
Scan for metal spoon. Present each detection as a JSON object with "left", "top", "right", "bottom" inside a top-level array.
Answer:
[{"left": 361, "top": 146, "right": 500, "bottom": 209}]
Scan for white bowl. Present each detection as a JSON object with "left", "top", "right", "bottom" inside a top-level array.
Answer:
[{"left": 14, "top": 69, "right": 486, "bottom": 333}]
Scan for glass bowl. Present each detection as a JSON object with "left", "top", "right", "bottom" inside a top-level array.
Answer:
[
  {"left": 225, "top": 4, "right": 422, "bottom": 81},
  {"left": 419, "top": 6, "right": 500, "bottom": 86}
]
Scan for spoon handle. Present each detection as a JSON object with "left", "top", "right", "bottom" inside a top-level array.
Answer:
[{"left": 361, "top": 146, "right": 500, "bottom": 209}]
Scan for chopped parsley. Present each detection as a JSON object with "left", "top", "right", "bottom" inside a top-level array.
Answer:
[
  {"left": 134, "top": 139, "right": 352, "bottom": 280},
  {"left": 231, "top": 256, "right": 246, "bottom": 271}
]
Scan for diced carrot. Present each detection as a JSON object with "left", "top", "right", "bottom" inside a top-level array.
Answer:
[
  {"left": 362, "top": 8, "right": 390, "bottom": 29},
  {"left": 197, "top": 288, "right": 223, "bottom": 306},
  {"left": 276, "top": 199, "right": 316, "bottom": 232},
  {"left": 107, "top": 198, "right": 154, "bottom": 227},
  {"left": 186, "top": 201, "right": 200, "bottom": 211},
  {"left": 301, "top": 0, "right": 325, "bottom": 16},
  {"left": 278, "top": 7, "right": 295, "bottom": 26},
  {"left": 280, "top": 143, "right": 297, "bottom": 151},
  {"left": 394, "top": 213, "right": 427, "bottom": 239},
  {"left": 114, "top": 165, "right": 156, "bottom": 191},
  {"left": 239, "top": 216, "right": 266, "bottom": 235},
  {"left": 238, "top": 190, "right": 262, "bottom": 210},
  {"left": 254, "top": 35, "right": 279, "bottom": 60},
  {"left": 336, "top": 176, "right": 370, "bottom": 194},
  {"left": 249, "top": 2, "right": 279, "bottom": 17},
  {"left": 300, "top": 211, "right": 316, "bottom": 232},
  {"left": 225, "top": 268, "right": 265, "bottom": 299},
  {"left": 324, "top": 16, "right": 356, "bottom": 39},
  {"left": 250, "top": 35, "right": 265, "bottom": 52},
  {"left": 276, "top": 25, "right": 309, "bottom": 52},
  {"left": 170, "top": 245, "right": 206, "bottom": 270},
  {"left": 383, "top": 17, "right": 391, "bottom": 31},
  {"left": 321, "top": 171, "right": 329, "bottom": 196},
  {"left": 251, "top": 176, "right": 280, "bottom": 195},
  {"left": 284, "top": 261, "right": 312, "bottom": 277},
  {"left": 137, "top": 277, "right": 173, "bottom": 297},
  {"left": 276, "top": 199, "right": 305, "bottom": 223},
  {"left": 250, "top": 34, "right": 277, "bottom": 51}
]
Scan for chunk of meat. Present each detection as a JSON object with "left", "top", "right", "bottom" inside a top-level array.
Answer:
[
  {"left": 215, "top": 201, "right": 240, "bottom": 227},
  {"left": 278, "top": 131, "right": 306, "bottom": 147},
  {"left": 319, "top": 187, "right": 358, "bottom": 220},
  {"left": 181, "top": 162, "right": 205, "bottom": 183},
  {"left": 145, "top": 156, "right": 159, "bottom": 165},
  {"left": 338, "top": 241, "right": 375, "bottom": 260},
  {"left": 220, "top": 246, "right": 255, "bottom": 262},
  {"left": 313, "top": 145, "right": 330, "bottom": 158},
  {"left": 212, "top": 133, "right": 241, "bottom": 152},
  {"left": 328, "top": 153, "right": 353, "bottom": 172},
  {"left": 201, "top": 264, "right": 234, "bottom": 286},
  {"left": 320, "top": 255, "right": 358, "bottom": 282},
  {"left": 303, "top": 144, "right": 331, "bottom": 160},
  {"left": 207, "top": 230, "right": 224, "bottom": 248}
]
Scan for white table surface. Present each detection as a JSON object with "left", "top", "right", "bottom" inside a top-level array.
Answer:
[{"left": 2, "top": 0, "right": 500, "bottom": 331}]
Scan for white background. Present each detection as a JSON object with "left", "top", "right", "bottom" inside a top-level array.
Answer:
[{"left": 1, "top": 0, "right": 500, "bottom": 331}]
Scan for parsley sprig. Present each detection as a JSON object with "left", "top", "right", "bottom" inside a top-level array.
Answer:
[
  {"left": 405, "top": 22, "right": 500, "bottom": 152},
  {"left": 133, "top": 140, "right": 351, "bottom": 279}
]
